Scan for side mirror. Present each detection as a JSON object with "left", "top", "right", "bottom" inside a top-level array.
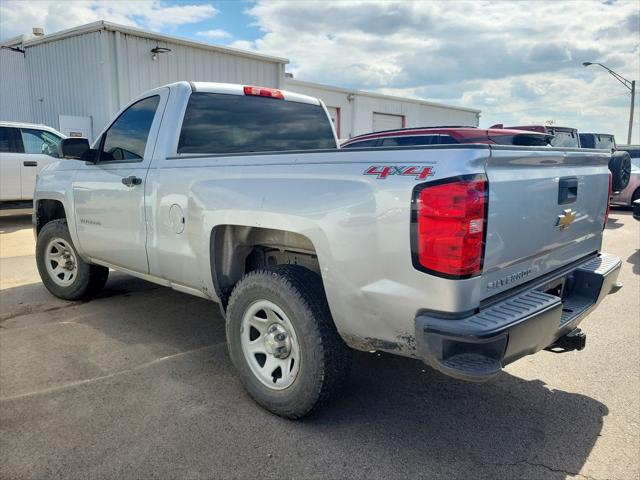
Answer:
[{"left": 58, "top": 137, "right": 96, "bottom": 162}]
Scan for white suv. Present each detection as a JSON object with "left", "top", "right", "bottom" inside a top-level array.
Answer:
[{"left": 0, "top": 121, "right": 66, "bottom": 204}]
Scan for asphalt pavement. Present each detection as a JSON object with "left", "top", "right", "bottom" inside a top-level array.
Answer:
[{"left": 1, "top": 210, "right": 638, "bottom": 480}]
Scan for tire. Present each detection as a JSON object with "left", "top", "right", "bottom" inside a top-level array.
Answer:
[
  {"left": 226, "top": 265, "right": 351, "bottom": 419},
  {"left": 36, "top": 219, "right": 109, "bottom": 300},
  {"left": 609, "top": 151, "right": 631, "bottom": 192}
]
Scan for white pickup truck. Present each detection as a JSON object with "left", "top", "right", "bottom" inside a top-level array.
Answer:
[
  {"left": 0, "top": 121, "right": 65, "bottom": 208},
  {"left": 34, "top": 82, "right": 621, "bottom": 418}
]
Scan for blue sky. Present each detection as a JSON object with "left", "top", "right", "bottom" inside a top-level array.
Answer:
[
  {"left": 170, "top": 0, "right": 261, "bottom": 44},
  {"left": 1, "top": 0, "right": 639, "bottom": 143}
]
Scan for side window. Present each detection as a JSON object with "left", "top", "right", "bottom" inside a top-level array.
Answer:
[
  {"left": 342, "top": 139, "right": 379, "bottom": 148},
  {"left": 0, "top": 127, "right": 19, "bottom": 153},
  {"left": 100, "top": 96, "right": 160, "bottom": 162},
  {"left": 380, "top": 137, "right": 402, "bottom": 146},
  {"left": 381, "top": 136, "right": 428, "bottom": 146},
  {"left": 0, "top": 127, "right": 12, "bottom": 152},
  {"left": 437, "top": 135, "right": 459, "bottom": 144},
  {"left": 20, "top": 129, "right": 62, "bottom": 157}
]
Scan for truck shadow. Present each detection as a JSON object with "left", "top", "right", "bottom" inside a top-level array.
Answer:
[
  {"left": 0, "top": 275, "right": 607, "bottom": 479},
  {"left": 628, "top": 250, "right": 639, "bottom": 275},
  {"left": 607, "top": 207, "right": 633, "bottom": 231},
  {"left": 0, "top": 214, "right": 32, "bottom": 234},
  {"left": 309, "top": 351, "right": 607, "bottom": 478}
]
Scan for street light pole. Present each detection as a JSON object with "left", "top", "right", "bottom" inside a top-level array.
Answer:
[
  {"left": 628, "top": 80, "right": 635, "bottom": 144},
  {"left": 583, "top": 62, "right": 636, "bottom": 144}
]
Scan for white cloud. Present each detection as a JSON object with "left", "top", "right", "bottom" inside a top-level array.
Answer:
[
  {"left": 197, "top": 29, "right": 232, "bottom": 39},
  {"left": 236, "top": 0, "right": 640, "bottom": 143},
  {"left": 0, "top": 1, "right": 217, "bottom": 40}
]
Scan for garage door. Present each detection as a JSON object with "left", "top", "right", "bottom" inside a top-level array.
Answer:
[{"left": 372, "top": 112, "right": 404, "bottom": 132}]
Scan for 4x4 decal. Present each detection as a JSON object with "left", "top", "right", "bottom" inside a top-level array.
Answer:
[{"left": 364, "top": 165, "right": 434, "bottom": 179}]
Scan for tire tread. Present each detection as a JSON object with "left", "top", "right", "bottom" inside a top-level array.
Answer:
[{"left": 226, "top": 265, "right": 351, "bottom": 419}]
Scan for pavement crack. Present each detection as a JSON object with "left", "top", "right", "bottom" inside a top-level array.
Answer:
[
  {"left": 0, "top": 343, "right": 223, "bottom": 402},
  {"left": 0, "top": 303, "right": 75, "bottom": 323}
]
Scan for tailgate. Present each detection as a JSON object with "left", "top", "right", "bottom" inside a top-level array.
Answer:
[{"left": 481, "top": 147, "right": 611, "bottom": 299}]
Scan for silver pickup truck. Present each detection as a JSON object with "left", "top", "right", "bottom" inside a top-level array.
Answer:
[{"left": 34, "top": 81, "right": 621, "bottom": 418}]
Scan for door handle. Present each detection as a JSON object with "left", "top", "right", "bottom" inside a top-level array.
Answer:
[
  {"left": 122, "top": 175, "right": 142, "bottom": 187},
  {"left": 23, "top": 161, "right": 37, "bottom": 167}
]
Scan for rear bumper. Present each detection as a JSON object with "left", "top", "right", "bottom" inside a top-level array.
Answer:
[{"left": 415, "top": 253, "right": 621, "bottom": 381}]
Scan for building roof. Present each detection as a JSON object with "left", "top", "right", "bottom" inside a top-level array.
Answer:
[
  {"left": 5, "top": 20, "right": 289, "bottom": 65},
  {"left": 285, "top": 78, "right": 481, "bottom": 115}
]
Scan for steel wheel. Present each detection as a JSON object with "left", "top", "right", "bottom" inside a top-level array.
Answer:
[
  {"left": 240, "top": 300, "right": 300, "bottom": 390},
  {"left": 44, "top": 238, "right": 78, "bottom": 287}
]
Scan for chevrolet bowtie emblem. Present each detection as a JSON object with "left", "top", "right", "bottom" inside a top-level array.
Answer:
[{"left": 557, "top": 209, "right": 577, "bottom": 229}]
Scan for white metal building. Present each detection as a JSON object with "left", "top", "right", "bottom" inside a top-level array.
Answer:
[
  {"left": 285, "top": 79, "right": 481, "bottom": 141},
  {"left": 1, "top": 21, "right": 481, "bottom": 143},
  {"left": 1, "top": 21, "right": 287, "bottom": 142}
]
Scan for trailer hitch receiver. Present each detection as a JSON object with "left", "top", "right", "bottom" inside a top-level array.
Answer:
[{"left": 545, "top": 328, "right": 586, "bottom": 353}]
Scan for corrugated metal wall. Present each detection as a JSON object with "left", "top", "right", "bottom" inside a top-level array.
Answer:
[
  {"left": 2, "top": 28, "right": 283, "bottom": 139},
  {"left": 24, "top": 31, "right": 111, "bottom": 140},
  {"left": 0, "top": 48, "right": 34, "bottom": 122},
  {"left": 108, "top": 32, "right": 282, "bottom": 109}
]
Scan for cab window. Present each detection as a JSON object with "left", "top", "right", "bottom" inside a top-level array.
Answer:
[
  {"left": 20, "top": 129, "right": 62, "bottom": 157},
  {"left": 100, "top": 96, "right": 160, "bottom": 162},
  {"left": 0, "top": 127, "right": 19, "bottom": 153}
]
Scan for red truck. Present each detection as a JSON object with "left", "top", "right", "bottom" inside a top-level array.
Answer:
[{"left": 341, "top": 126, "right": 551, "bottom": 148}]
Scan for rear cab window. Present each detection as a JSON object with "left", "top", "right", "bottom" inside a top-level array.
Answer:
[
  {"left": 178, "top": 93, "right": 337, "bottom": 154},
  {"left": 595, "top": 135, "right": 615, "bottom": 150},
  {"left": 549, "top": 129, "right": 580, "bottom": 148}
]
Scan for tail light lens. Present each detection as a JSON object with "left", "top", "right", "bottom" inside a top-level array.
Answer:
[
  {"left": 243, "top": 85, "right": 284, "bottom": 99},
  {"left": 604, "top": 172, "right": 612, "bottom": 230},
  {"left": 412, "top": 175, "right": 488, "bottom": 278}
]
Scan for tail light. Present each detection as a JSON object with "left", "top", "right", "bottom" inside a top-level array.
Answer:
[
  {"left": 243, "top": 85, "right": 284, "bottom": 100},
  {"left": 412, "top": 175, "right": 488, "bottom": 278},
  {"left": 604, "top": 172, "right": 612, "bottom": 230}
]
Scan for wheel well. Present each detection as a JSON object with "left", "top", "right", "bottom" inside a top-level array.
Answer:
[
  {"left": 210, "top": 225, "right": 320, "bottom": 308},
  {"left": 35, "top": 199, "right": 66, "bottom": 234}
]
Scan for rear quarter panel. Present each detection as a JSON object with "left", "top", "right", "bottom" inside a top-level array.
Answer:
[{"left": 149, "top": 146, "right": 490, "bottom": 355}]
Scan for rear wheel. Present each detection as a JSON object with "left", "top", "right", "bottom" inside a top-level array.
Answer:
[
  {"left": 36, "top": 219, "right": 109, "bottom": 300},
  {"left": 226, "top": 265, "right": 351, "bottom": 419}
]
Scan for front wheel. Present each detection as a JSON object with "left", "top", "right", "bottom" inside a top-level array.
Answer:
[
  {"left": 226, "top": 266, "right": 351, "bottom": 419},
  {"left": 36, "top": 219, "right": 109, "bottom": 300}
]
